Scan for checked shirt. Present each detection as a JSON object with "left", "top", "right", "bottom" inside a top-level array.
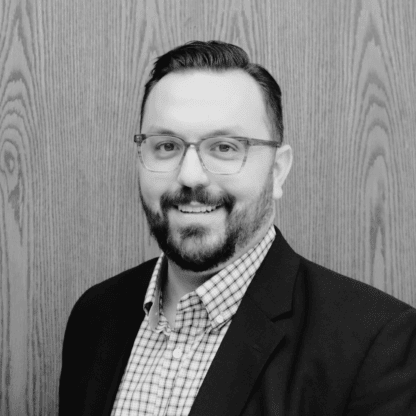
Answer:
[{"left": 111, "top": 226, "right": 276, "bottom": 416}]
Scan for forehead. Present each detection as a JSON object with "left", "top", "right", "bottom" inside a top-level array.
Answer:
[{"left": 142, "top": 70, "right": 270, "bottom": 137}]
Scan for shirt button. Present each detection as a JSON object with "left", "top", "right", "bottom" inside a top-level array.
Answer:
[
  {"left": 172, "top": 348, "right": 183, "bottom": 359},
  {"left": 215, "top": 314, "right": 224, "bottom": 324}
]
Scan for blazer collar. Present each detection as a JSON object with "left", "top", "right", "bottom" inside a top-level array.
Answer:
[{"left": 246, "top": 226, "right": 300, "bottom": 319}]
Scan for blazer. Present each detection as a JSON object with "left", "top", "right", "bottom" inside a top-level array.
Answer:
[{"left": 59, "top": 227, "right": 416, "bottom": 415}]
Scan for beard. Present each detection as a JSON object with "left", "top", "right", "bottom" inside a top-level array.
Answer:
[{"left": 140, "top": 174, "right": 275, "bottom": 272}]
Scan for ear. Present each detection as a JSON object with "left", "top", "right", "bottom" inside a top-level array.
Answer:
[{"left": 272, "top": 144, "right": 293, "bottom": 200}]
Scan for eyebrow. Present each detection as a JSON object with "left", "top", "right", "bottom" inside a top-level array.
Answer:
[{"left": 146, "top": 127, "right": 242, "bottom": 139}]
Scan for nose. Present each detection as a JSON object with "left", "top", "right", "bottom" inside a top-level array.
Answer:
[{"left": 177, "top": 145, "right": 210, "bottom": 188}]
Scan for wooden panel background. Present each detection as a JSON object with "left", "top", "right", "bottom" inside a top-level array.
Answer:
[{"left": 1, "top": 0, "right": 415, "bottom": 414}]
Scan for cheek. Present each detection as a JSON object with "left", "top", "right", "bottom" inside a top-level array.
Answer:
[
  {"left": 139, "top": 173, "right": 169, "bottom": 208},
  {"left": 224, "top": 168, "right": 272, "bottom": 205}
]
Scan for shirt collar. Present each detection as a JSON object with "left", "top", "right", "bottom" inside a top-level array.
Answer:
[
  {"left": 143, "top": 254, "right": 166, "bottom": 330},
  {"left": 143, "top": 225, "right": 276, "bottom": 331}
]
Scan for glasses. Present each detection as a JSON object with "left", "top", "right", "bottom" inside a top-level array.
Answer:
[{"left": 133, "top": 134, "right": 280, "bottom": 175}]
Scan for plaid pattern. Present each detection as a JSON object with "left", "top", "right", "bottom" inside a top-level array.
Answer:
[{"left": 111, "top": 226, "right": 276, "bottom": 416}]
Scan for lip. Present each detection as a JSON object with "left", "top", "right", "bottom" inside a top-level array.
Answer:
[{"left": 169, "top": 205, "right": 225, "bottom": 224}]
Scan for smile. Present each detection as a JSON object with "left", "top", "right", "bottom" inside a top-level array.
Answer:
[{"left": 176, "top": 204, "right": 220, "bottom": 213}]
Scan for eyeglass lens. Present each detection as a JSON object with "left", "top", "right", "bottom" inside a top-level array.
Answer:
[{"left": 140, "top": 136, "right": 246, "bottom": 174}]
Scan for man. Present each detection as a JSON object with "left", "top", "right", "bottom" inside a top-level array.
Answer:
[{"left": 59, "top": 41, "right": 416, "bottom": 415}]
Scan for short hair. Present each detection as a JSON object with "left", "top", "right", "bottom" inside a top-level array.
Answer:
[{"left": 140, "top": 40, "right": 284, "bottom": 144}]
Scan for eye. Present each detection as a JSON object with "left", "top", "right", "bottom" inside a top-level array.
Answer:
[
  {"left": 217, "top": 143, "right": 234, "bottom": 152},
  {"left": 155, "top": 141, "right": 180, "bottom": 152},
  {"left": 210, "top": 141, "right": 238, "bottom": 153}
]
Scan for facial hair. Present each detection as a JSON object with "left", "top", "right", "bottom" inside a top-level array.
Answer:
[{"left": 140, "top": 173, "right": 275, "bottom": 272}]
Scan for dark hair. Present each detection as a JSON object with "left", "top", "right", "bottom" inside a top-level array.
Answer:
[{"left": 140, "top": 40, "right": 284, "bottom": 143}]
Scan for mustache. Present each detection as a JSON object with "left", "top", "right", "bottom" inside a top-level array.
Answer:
[{"left": 160, "top": 186, "right": 235, "bottom": 212}]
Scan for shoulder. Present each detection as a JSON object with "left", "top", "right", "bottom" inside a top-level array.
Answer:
[
  {"left": 297, "top": 255, "right": 415, "bottom": 330},
  {"left": 69, "top": 257, "right": 158, "bottom": 318}
]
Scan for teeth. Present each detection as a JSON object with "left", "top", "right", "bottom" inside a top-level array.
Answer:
[{"left": 178, "top": 205, "right": 218, "bottom": 213}]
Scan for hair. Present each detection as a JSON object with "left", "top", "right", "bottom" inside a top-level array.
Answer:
[{"left": 140, "top": 40, "right": 284, "bottom": 144}]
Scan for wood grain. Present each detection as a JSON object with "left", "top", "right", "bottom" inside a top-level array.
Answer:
[{"left": 0, "top": 0, "right": 415, "bottom": 414}]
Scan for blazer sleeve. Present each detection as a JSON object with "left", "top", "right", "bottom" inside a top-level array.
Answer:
[{"left": 346, "top": 307, "right": 416, "bottom": 415}]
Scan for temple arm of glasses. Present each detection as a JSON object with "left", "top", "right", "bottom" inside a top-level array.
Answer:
[{"left": 243, "top": 138, "right": 281, "bottom": 148}]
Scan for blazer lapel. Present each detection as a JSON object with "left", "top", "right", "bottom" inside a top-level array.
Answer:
[
  {"left": 84, "top": 261, "right": 157, "bottom": 416},
  {"left": 189, "top": 227, "right": 300, "bottom": 416}
]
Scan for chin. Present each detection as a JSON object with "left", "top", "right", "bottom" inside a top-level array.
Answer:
[{"left": 166, "top": 226, "right": 236, "bottom": 272}]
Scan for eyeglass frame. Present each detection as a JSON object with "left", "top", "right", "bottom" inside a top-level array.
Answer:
[{"left": 133, "top": 134, "right": 281, "bottom": 175}]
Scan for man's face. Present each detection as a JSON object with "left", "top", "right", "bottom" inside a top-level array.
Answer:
[{"left": 139, "top": 70, "right": 290, "bottom": 272}]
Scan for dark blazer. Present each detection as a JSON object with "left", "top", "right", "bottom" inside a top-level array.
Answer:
[{"left": 59, "top": 228, "right": 416, "bottom": 415}]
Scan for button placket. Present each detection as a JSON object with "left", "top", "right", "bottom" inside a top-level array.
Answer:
[{"left": 159, "top": 331, "right": 181, "bottom": 389}]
